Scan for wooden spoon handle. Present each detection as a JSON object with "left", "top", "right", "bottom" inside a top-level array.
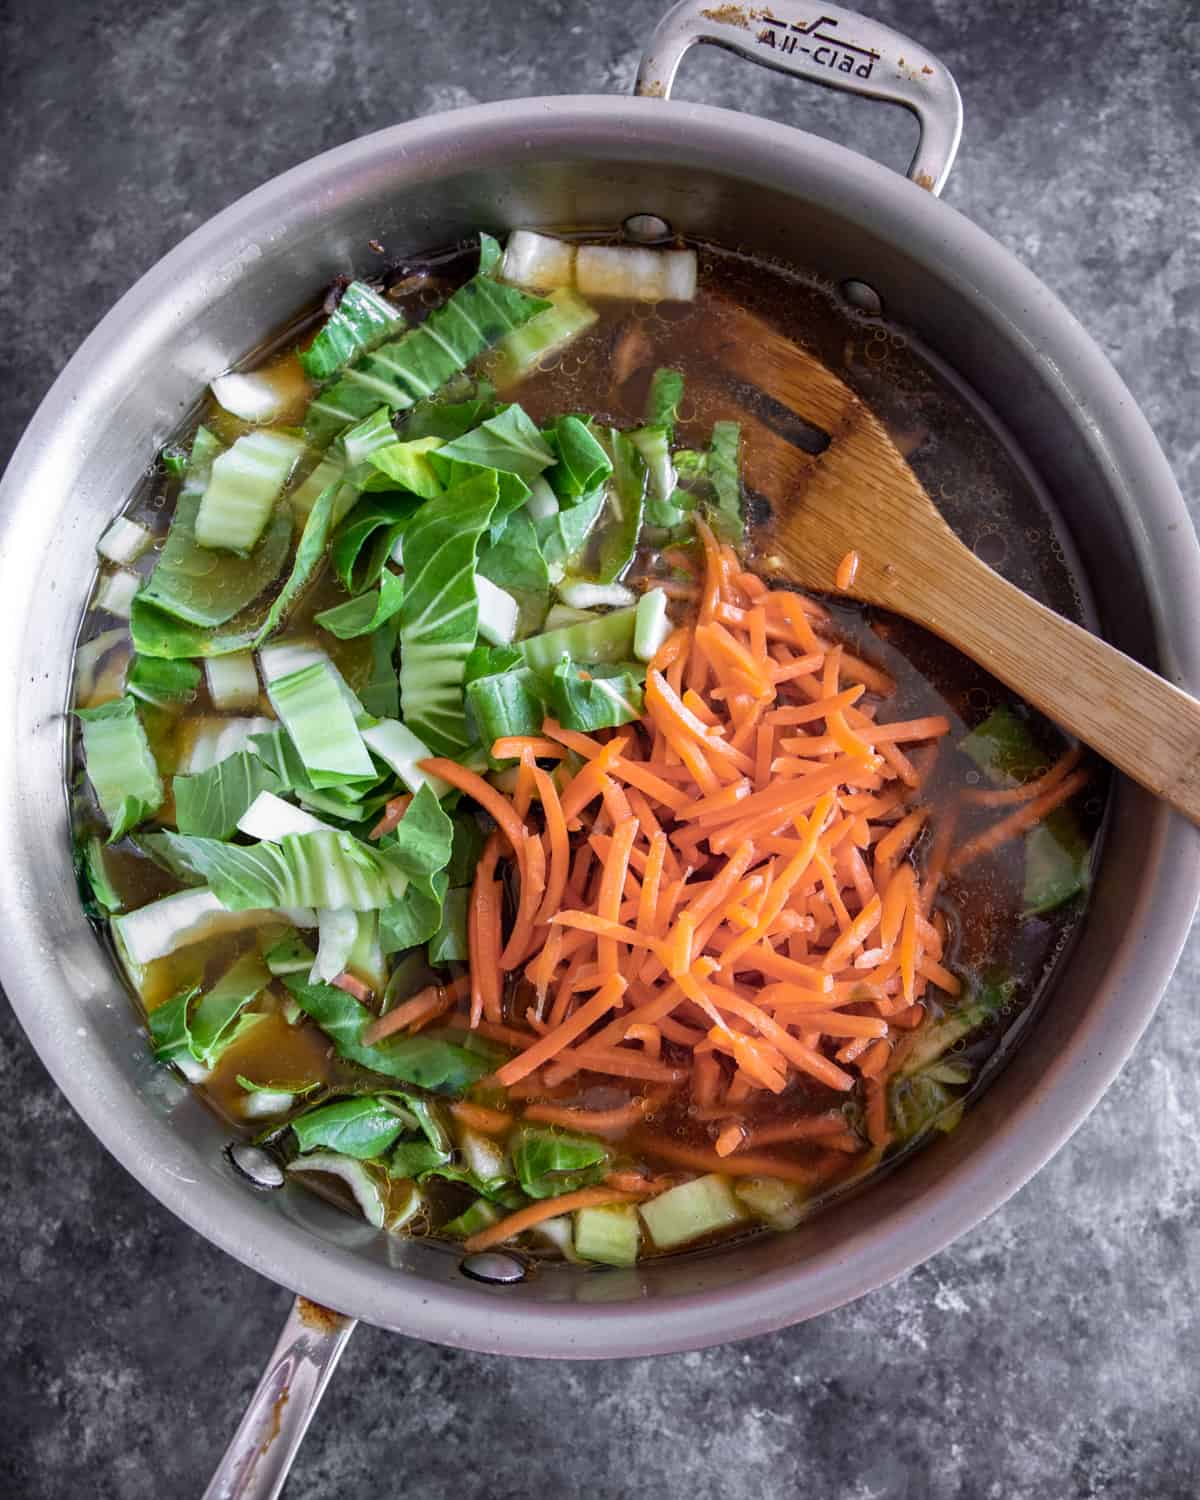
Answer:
[{"left": 899, "top": 541, "right": 1200, "bottom": 825}]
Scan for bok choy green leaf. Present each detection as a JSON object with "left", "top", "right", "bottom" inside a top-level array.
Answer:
[
  {"left": 429, "top": 403, "right": 555, "bottom": 484},
  {"left": 253, "top": 471, "right": 364, "bottom": 645},
  {"left": 305, "top": 236, "right": 549, "bottom": 444},
  {"left": 291, "top": 1095, "right": 412, "bottom": 1159},
  {"left": 487, "top": 287, "right": 597, "bottom": 387},
  {"left": 153, "top": 785, "right": 450, "bottom": 912},
  {"left": 282, "top": 974, "right": 496, "bottom": 1092},
  {"left": 149, "top": 951, "right": 270, "bottom": 1074},
  {"left": 428, "top": 886, "right": 470, "bottom": 964},
  {"left": 512, "top": 1125, "right": 609, "bottom": 1199},
  {"left": 299, "top": 282, "right": 406, "bottom": 383},
  {"left": 476, "top": 509, "right": 550, "bottom": 635},
  {"left": 398, "top": 470, "right": 500, "bottom": 755},
  {"left": 173, "top": 750, "right": 282, "bottom": 840},
  {"left": 595, "top": 430, "right": 646, "bottom": 582},
  {"left": 76, "top": 833, "right": 123, "bottom": 917},
  {"left": 76, "top": 697, "right": 164, "bottom": 841},
  {"left": 546, "top": 416, "right": 612, "bottom": 501},
  {"left": 706, "top": 420, "right": 744, "bottom": 544},
  {"left": 646, "top": 367, "right": 684, "bottom": 432},
  {"left": 265, "top": 930, "right": 317, "bottom": 976},
  {"left": 379, "top": 783, "right": 455, "bottom": 877},
  {"left": 361, "top": 620, "right": 401, "bottom": 721},
  {"left": 128, "top": 603, "right": 260, "bottom": 661},
  {"left": 399, "top": 391, "right": 498, "bottom": 443},
  {"left": 519, "top": 604, "right": 638, "bottom": 674},
  {"left": 545, "top": 659, "right": 645, "bottom": 732},
  {"left": 533, "top": 484, "right": 606, "bottom": 577},
  {"left": 139, "top": 427, "right": 292, "bottom": 628},
  {"left": 379, "top": 871, "right": 449, "bottom": 955},
  {"left": 195, "top": 430, "right": 306, "bottom": 556},
  {"left": 332, "top": 493, "right": 422, "bottom": 595},
  {"left": 141, "top": 827, "right": 413, "bottom": 911},
  {"left": 189, "top": 950, "right": 271, "bottom": 1066},
  {"left": 362, "top": 435, "right": 445, "bottom": 498},
  {"left": 125, "top": 655, "right": 202, "bottom": 709},
  {"left": 314, "top": 571, "right": 405, "bottom": 639},
  {"left": 1023, "top": 813, "right": 1091, "bottom": 916},
  {"left": 268, "top": 660, "right": 375, "bottom": 786},
  {"left": 466, "top": 667, "right": 545, "bottom": 746}
]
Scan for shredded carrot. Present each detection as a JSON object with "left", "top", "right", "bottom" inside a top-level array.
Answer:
[
  {"left": 523, "top": 1097, "right": 652, "bottom": 1135},
  {"left": 609, "top": 757, "right": 689, "bottom": 813},
  {"left": 605, "top": 1169, "right": 676, "bottom": 1194},
  {"left": 874, "top": 809, "right": 928, "bottom": 887},
  {"left": 918, "top": 955, "right": 961, "bottom": 995},
  {"left": 835, "top": 549, "right": 860, "bottom": 590},
  {"left": 839, "top": 652, "right": 895, "bottom": 696},
  {"left": 444, "top": 1012, "right": 546, "bottom": 1050},
  {"left": 961, "top": 745, "right": 1083, "bottom": 807},
  {"left": 469, "top": 833, "right": 504, "bottom": 1026},
  {"left": 637, "top": 831, "right": 668, "bottom": 940},
  {"left": 948, "top": 769, "right": 1090, "bottom": 872},
  {"left": 899, "top": 891, "right": 918, "bottom": 1005},
  {"left": 857, "top": 1039, "right": 891, "bottom": 1078},
  {"left": 369, "top": 794, "right": 412, "bottom": 841},
  {"left": 420, "top": 757, "right": 531, "bottom": 866},
  {"left": 418, "top": 522, "right": 1098, "bottom": 1237},
  {"left": 596, "top": 817, "right": 639, "bottom": 975},
  {"left": 463, "top": 1187, "right": 648, "bottom": 1253},
  {"left": 550, "top": 910, "right": 658, "bottom": 949},
  {"left": 879, "top": 862, "right": 915, "bottom": 952},
  {"left": 919, "top": 799, "right": 958, "bottom": 916},
  {"left": 531, "top": 764, "right": 570, "bottom": 927},
  {"left": 547, "top": 1044, "right": 686, "bottom": 1085},
  {"left": 626, "top": 1022, "right": 664, "bottom": 1057},
  {"left": 822, "top": 894, "right": 882, "bottom": 972},
  {"left": 491, "top": 735, "right": 567, "bottom": 761},
  {"left": 743, "top": 1112, "right": 852, "bottom": 1148},
  {"left": 493, "top": 975, "right": 627, "bottom": 1087},
  {"left": 449, "top": 1100, "right": 512, "bottom": 1136},
  {"left": 499, "top": 830, "right": 546, "bottom": 970},
  {"left": 630, "top": 1132, "right": 830, "bottom": 1184},
  {"left": 866, "top": 716, "right": 952, "bottom": 745},
  {"left": 558, "top": 746, "right": 630, "bottom": 822},
  {"left": 331, "top": 971, "right": 373, "bottom": 1004},
  {"left": 361, "top": 979, "right": 464, "bottom": 1043},
  {"left": 512, "top": 746, "right": 538, "bottom": 820}
]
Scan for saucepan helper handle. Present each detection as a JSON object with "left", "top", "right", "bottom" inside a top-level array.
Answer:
[
  {"left": 201, "top": 1296, "right": 357, "bottom": 1500},
  {"left": 634, "top": 0, "right": 963, "bottom": 194}
]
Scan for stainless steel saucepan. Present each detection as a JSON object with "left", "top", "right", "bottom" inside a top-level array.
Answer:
[{"left": 1, "top": 4, "right": 1196, "bottom": 1496}]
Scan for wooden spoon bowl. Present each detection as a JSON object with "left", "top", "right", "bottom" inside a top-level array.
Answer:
[{"left": 710, "top": 307, "right": 1200, "bottom": 824}]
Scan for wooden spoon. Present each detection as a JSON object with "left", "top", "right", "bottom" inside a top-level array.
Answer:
[{"left": 712, "top": 307, "right": 1200, "bottom": 824}]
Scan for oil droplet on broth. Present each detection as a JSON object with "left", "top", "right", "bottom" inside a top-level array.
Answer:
[{"left": 974, "top": 527, "right": 1009, "bottom": 569}]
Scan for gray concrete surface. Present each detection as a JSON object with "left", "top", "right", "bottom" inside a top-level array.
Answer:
[{"left": 1, "top": 1, "right": 1198, "bottom": 1496}]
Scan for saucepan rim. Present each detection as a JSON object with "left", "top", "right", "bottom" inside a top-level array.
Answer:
[{"left": 1, "top": 94, "right": 1197, "bottom": 1358}]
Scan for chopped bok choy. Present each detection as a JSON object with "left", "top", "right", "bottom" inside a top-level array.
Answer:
[
  {"left": 194, "top": 430, "right": 305, "bottom": 555},
  {"left": 205, "top": 651, "right": 260, "bottom": 710},
  {"left": 97, "top": 516, "right": 152, "bottom": 566},
  {"left": 500, "top": 230, "right": 578, "bottom": 291},
  {"left": 76, "top": 697, "right": 163, "bottom": 840}
]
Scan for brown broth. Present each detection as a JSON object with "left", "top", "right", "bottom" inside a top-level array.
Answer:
[{"left": 69, "top": 233, "right": 1105, "bottom": 1257}]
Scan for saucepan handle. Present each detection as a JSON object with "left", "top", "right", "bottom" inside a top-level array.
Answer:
[
  {"left": 201, "top": 1296, "right": 357, "bottom": 1500},
  {"left": 634, "top": 0, "right": 963, "bottom": 194}
]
